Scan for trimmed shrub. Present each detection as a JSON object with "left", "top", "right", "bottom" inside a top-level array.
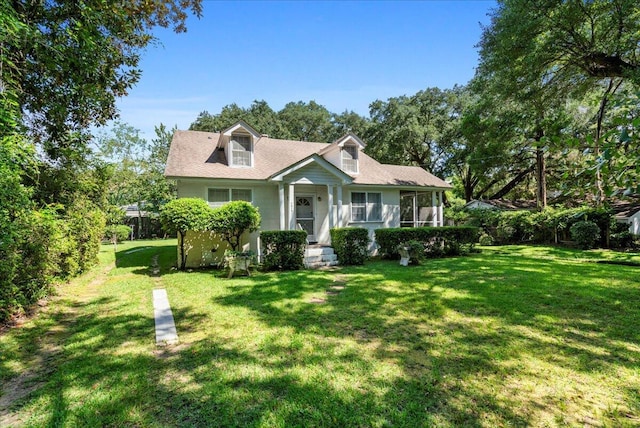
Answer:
[
  {"left": 570, "top": 221, "right": 601, "bottom": 249},
  {"left": 330, "top": 227, "right": 370, "bottom": 265},
  {"left": 160, "top": 198, "right": 215, "bottom": 270},
  {"left": 375, "top": 226, "right": 479, "bottom": 259},
  {"left": 210, "top": 201, "right": 261, "bottom": 251},
  {"left": 261, "top": 230, "right": 307, "bottom": 271},
  {"left": 106, "top": 224, "right": 131, "bottom": 242},
  {"left": 610, "top": 231, "right": 634, "bottom": 249}
]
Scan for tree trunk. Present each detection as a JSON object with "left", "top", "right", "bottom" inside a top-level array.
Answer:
[
  {"left": 534, "top": 128, "right": 547, "bottom": 210},
  {"left": 594, "top": 78, "right": 623, "bottom": 206},
  {"left": 179, "top": 230, "right": 186, "bottom": 270},
  {"left": 489, "top": 165, "right": 535, "bottom": 200}
]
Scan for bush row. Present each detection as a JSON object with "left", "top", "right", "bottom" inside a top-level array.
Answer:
[
  {"left": 260, "top": 230, "right": 307, "bottom": 271},
  {"left": 1, "top": 201, "right": 106, "bottom": 322},
  {"left": 464, "top": 206, "right": 614, "bottom": 247},
  {"left": 330, "top": 227, "right": 370, "bottom": 266},
  {"left": 375, "top": 226, "right": 479, "bottom": 259}
]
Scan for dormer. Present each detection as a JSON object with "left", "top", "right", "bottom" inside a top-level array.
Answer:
[
  {"left": 320, "top": 133, "right": 366, "bottom": 175},
  {"left": 220, "top": 121, "right": 261, "bottom": 168}
]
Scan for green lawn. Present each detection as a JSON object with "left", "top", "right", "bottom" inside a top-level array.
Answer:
[{"left": 1, "top": 241, "right": 639, "bottom": 427}]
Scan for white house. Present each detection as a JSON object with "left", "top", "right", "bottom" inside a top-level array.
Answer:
[
  {"left": 612, "top": 200, "right": 640, "bottom": 235},
  {"left": 164, "top": 121, "right": 452, "bottom": 267}
]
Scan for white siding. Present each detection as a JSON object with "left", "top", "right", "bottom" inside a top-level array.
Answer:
[
  {"left": 336, "top": 187, "right": 400, "bottom": 254},
  {"left": 286, "top": 163, "right": 342, "bottom": 185},
  {"left": 631, "top": 211, "right": 640, "bottom": 235}
]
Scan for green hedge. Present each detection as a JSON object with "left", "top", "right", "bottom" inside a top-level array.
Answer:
[
  {"left": 261, "top": 230, "right": 307, "bottom": 271},
  {"left": 1, "top": 202, "right": 105, "bottom": 322},
  {"left": 465, "top": 206, "right": 613, "bottom": 246},
  {"left": 330, "top": 227, "right": 370, "bottom": 265},
  {"left": 375, "top": 226, "right": 479, "bottom": 259}
]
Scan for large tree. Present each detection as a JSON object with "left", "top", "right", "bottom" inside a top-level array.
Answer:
[
  {"left": 10, "top": 0, "right": 202, "bottom": 161},
  {"left": 478, "top": 0, "right": 640, "bottom": 204},
  {"left": 365, "top": 87, "right": 462, "bottom": 177}
]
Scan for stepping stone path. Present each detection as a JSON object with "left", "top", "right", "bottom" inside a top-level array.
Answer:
[
  {"left": 153, "top": 289, "right": 179, "bottom": 346},
  {"left": 308, "top": 275, "right": 347, "bottom": 304}
]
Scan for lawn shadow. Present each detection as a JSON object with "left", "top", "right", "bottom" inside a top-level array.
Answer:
[{"left": 208, "top": 252, "right": 640, "bottom": 426}]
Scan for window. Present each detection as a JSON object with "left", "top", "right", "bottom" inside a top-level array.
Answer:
[
  {"left": 207, "top": 188, "right": 252, "bottom": 207},
  {"left": 341, "top": 144, "right": 358, "bottom": 173},
  {"left": 230, "top": 134, "right": 252, "bottom": 167},
  {"left": 351, "top": 192, "right": 382, "bottom": 222},
  {"left": 400, "top": 191, "right": 435, "bottom": 227}
]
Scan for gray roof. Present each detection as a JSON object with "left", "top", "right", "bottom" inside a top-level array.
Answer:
[{"left": 165, "top": 130, "right": 451, "bottom": 189}]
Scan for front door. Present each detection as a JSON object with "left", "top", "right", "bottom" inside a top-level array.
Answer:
[{"left": 295, "top": 195, "right": 316, "bottom": 243}]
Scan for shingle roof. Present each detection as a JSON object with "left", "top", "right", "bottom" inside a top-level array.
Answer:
[{"left": 165, "top": 130, "right": 451, "bottom": 189}]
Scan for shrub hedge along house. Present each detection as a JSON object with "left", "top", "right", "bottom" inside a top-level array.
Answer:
[{"left": 164, "top": 120, "right": 452, "bottom": 267}]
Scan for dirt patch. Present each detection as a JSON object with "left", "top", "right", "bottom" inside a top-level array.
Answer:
[{"left": 153, "top": 342, "right": 191, "bottom": 360}]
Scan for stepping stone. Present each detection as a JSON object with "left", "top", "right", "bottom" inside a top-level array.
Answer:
[
  {"left": 153, "top": 289, "right": 179, "bottom": 346},
  {"left": 309, "top": 297, "right": 326, "bottom": 304},
  {"left": 326, "top": 291, "right": 339, "bottom": 296},
  {"left": 329, "top": 285, "right": 345, "bottom": 291}
]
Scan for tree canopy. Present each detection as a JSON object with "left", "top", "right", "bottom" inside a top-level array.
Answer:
[{"left": 10, "top": 0, "right": 202, "bottom": 160}]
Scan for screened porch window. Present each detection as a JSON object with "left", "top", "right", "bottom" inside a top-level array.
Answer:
[
  {"left": 230, "top": 134, "right": 252, "bottom": 167},
  {"left": 351, "top": 192, "right": 382, "bottom": 222},
  {"left": 341, "top": 144, "right": 358, "bottom": 173},
  {"left": 400, "top": 191, "right": 434, "bottom": 227}
]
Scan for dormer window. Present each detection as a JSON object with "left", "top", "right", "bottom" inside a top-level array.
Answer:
[
  {"left": 230, "top": 134, "right": 252, "bottom": 167},
  {"left": 341, "top": 143, "right": 358, "bottom": 173}
]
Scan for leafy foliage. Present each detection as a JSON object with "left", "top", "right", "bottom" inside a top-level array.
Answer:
[
  {"left": 190, "top": 99, "right": 370, "bottom": 143},
  {"left": 570, "top": 221, "right": 601, "bottom": 250},
  {"left": 107, "top": 225, "right": 132, "bottom": 243},
  {"left": 12, "top": 0, "right": 202, "bottom": 159},
  {"left": 465, "top": 206, "right": 613, "bottom": 247},
  {"left": 375, "top": 227, "right": 479, "bottom": 259},
  {"left": 210, "top": 201, "right": 261, "bottom": 252},
  {"left": 160, "top": 198, "right": 214, "bottom": 270},
  {"left": 365, "top": 87, "right": 463, "bottom": 176},
  {"left": 260, "top": 230, "right": 307, "bottom": 271},
  {"left": 330, "top": 228, "right": 370, "bottom": 266}
]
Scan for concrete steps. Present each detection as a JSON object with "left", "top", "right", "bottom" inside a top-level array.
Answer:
[{"left": 305, "top": 245, "right": 338, "bottom": 269}]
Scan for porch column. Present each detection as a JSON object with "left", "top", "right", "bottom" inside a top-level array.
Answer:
[
  {"left": 278, "top": 183, "right": 285, "bottom": 230},
  {"left": 288, "top": 183, "right": 296, "bottom": 230},
  {"left": 432, "top": 191, "right": 438, "bottom": 227},
  {"left": 337, "top": 185, "right": 343, "bottom": 227},
  {"left": 327, "top": 184, "right": 334, "bottom": 229},
  {"left": 438, "top": 191, "right": 444, "bottom": 226}
]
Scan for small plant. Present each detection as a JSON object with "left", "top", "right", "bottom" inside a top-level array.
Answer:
[
  {"left": 106, "top": 224, "right": 131, "bottom": 242},
  {"left": 478, "top": 233, "right": 495, "bottom": 246},
  {"left": 223, "top": 249, "right": 256, "bottom": 266},
  {"left": 570, "top": 220, "right": 601, "bottom": 249},
  {"left": 397, "top": 240, "right": 425, "bottom": 265}
]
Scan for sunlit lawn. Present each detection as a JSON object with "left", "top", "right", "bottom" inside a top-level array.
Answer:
[{"left": 1, "top": 240, "right": 639, "bottom": 427}]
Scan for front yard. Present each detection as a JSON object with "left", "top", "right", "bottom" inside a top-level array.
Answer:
[{"left": 1, "top": 241, "right": 639, "bottom": 427}]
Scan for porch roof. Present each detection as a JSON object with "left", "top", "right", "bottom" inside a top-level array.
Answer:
[{"left": 268, "top": 154, "right": 353, "bottom": 184}]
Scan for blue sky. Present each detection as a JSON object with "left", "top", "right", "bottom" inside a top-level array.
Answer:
[{"left": 115, "top": 1, "right": 496, "bottom": 141}]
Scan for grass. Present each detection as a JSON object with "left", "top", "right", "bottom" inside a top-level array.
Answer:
[{"left": 1, "top": 241, "right": 639, "bottom": 427}]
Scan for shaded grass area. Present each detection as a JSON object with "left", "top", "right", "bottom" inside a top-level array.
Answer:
[{"left": 1, "top": 241, "right": 639, "bottom": 427}]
